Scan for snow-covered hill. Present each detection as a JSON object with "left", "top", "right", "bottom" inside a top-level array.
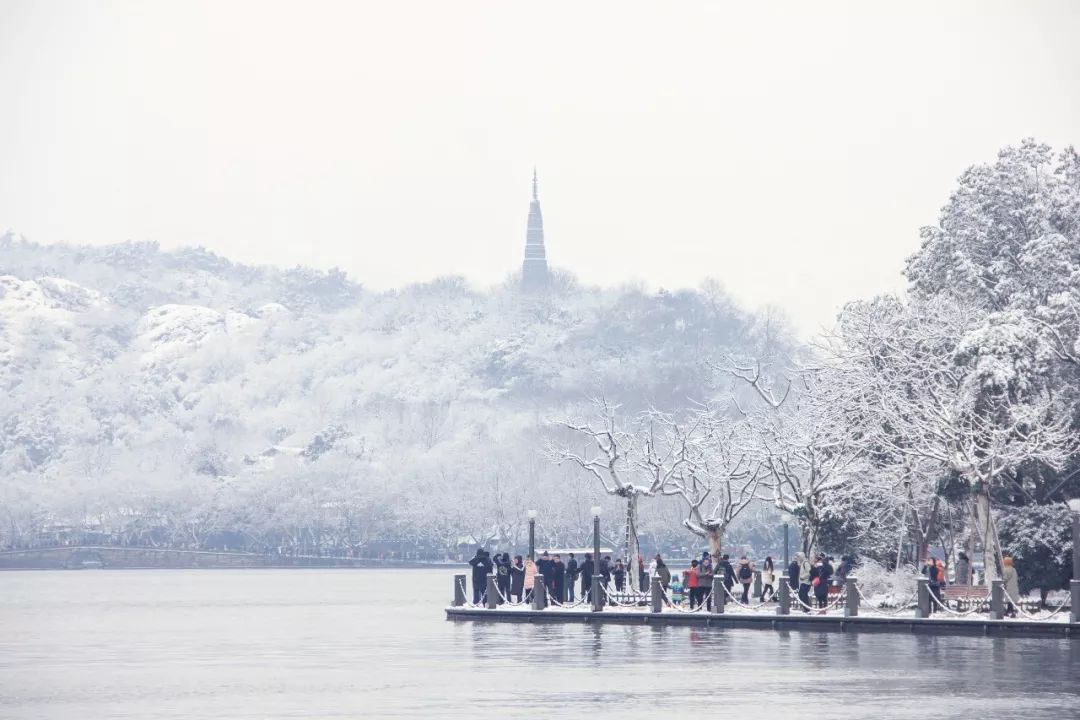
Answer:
[{"left": 0, "top": 238, "right": 775, "bottom": 553}]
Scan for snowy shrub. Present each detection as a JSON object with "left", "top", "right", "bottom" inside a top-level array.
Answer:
[{"left": 851, "top": 559, "right": 919, "bottom": 607}]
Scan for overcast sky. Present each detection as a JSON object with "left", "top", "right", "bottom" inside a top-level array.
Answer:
[{"left": 2, "top": 1, "right": 1079, "bottom": 334}]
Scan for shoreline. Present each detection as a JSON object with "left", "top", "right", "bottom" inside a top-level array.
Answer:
[
  {"left": 445, "top": 606, "right": 1080, "bottom": 640},
  {"left": 0, "top": 546, "right": 464, "bottom": 570}
]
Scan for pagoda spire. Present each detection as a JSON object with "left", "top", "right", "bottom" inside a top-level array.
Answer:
[{"left": 521, "top": 167, "right": 550, "bottom": 291}]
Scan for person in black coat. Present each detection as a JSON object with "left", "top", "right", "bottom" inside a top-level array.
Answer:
[
  {"left": 494, "top": 552, "right": 512, "bottom": 604},
  {"left": 600, "top": 556, "right": 614, "bottom": 605},
  {"left": 468, "top": 548, "right": 493, "bottom": 604},
  {"left": 787, "top": 558, "right": 799, "bottom": 591},
  {"left": 566, "top": 554, "right": 580, "bottom": 602},
  {"left": 536, "top": 551, "right": 553, "bottom": 578},
  {"left": 813, "top": 555, "right": 832, "bottom": 610},
  {"left": 551, "top": 555, "right": 567, "bottom": 602},
  {"left": 922, "top": 557, "right": 942, "bottom": 615},
  {"left": 613, "top": 559, "right": 626, "bottom": 591},
  {"left": 719, "top": 554, "right": 735, "bottom": 593},
  {"left": 836, "top": 555, "right": 854, "bottom": 584},
  {"left": 509, "top": 555, "right": 525, "bottom": 603},
  {"left": 537, "top": 551, "right": 554, "bottom": 595},
  {"left": 579, "top": 553, "right": 595, "bottom": 600}
]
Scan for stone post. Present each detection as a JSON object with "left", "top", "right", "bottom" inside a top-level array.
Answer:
[
  {"left": 990, "top": 579, "right": 1004, "bottom": 620},
  {"left": 486, "top": 575, "right": 498, "bottom": 609},
  {"left": 844, "top": 577, "right": 859, "bottom": 618},
  {"left": 753, "top": 570, "right": 762, "bottom": 600},
  {"left": 777, "top": 581, "right": 791, "bottom": 616},
  {"left": 650, "top": 576, "right": 663, "bottom": 614},
  {"left": 712, "top": 575, "right": 725, "bottom": 614},
  {"left": 453, "top": 573, "right": 466, "bottom": 607},
  {"left": 532, "top": 574, "right": 546, "bottom": 611},
  {"left": 916, "top": 577, "right": 929, "bottom": 619},
  {"left": 593, "top": 576, "right": 605, "bottom": 611}
]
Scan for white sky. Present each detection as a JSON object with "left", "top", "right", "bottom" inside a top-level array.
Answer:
[{"left": 2, "top": 1, "right": 1078, "bottom": 335}]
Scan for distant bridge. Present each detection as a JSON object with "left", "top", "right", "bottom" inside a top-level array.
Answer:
[{"left": 0, "top": 546, "right": 439, "bottom": 570}]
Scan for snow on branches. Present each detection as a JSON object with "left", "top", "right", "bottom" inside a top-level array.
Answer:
[{"left": 553, "top": 396, "right": 763, "bottom": 569}]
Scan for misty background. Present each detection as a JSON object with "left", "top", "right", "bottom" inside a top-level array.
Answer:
[{"left": 3, "top": 1, "right": 1079, "bottom": 334}]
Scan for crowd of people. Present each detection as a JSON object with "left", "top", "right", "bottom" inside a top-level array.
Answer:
[
  {"left": 467, "top": 548, "right": 650, "bottom": 605},
  {"left": 467, "top": 546, "right": 1025, "bottom": 615},
  {"left": 673, "top": 551, "right": 759, "bottom": 609},
  {"left": 667, "top": 551, "right": 852, "bottom": 613},
  {"left": 467, "top": 547, "right": 847, "bottom": 611}
]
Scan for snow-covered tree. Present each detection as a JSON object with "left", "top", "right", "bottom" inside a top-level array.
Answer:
[
  {"left": 650, "top": 406, "right": 762, "bottom": 564},
  {"left": 553, "top": 397, "right": 696, "bottom": 591},
  {"left": 721, "top": 358, "right": 868, "bottom": 556},
  {"left": 905, "top": 140, "right": 1080, "bottom": 372},
  {"left": 827, "top": 294, "right": 1076, "bottom": 579}
]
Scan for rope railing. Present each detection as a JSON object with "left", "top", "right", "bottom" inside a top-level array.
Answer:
[
  {"left": 788, "top": 585, "right": 847, "bottom": 613},
  {"left": 853, "top": 584, "right": 918, "bottom": 616},
  {"left": 659, "top": 585, "right": 713, "bottom": 613},
  {"left": 1001, "top": 586, "right": 1071, "bottom": 621},
  {"left": 545, "top": 587, "right": 590, "bottom": 609},
  {"left": 602, "top": 583, "right": 648, "bottom": 608},
  {"left": 457, "top": 577, "right": 482, "bottom": 608},
  {"left": 926, "top": 586, "right": 991, "bottom": 617},
  {"left": 719, "top": 581, "right": 774, "bottom": 612},
  {"left": 491, "top": 581, "right": 528, "bottom": 607}
]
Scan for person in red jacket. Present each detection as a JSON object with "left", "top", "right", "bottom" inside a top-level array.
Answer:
[{"left": 683, "top": 560, "right": 701, "bottom": 609}]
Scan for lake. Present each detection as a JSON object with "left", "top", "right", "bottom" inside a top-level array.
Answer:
[{"left": 1, "top": 568, "right": 1077, "bottom": 719}]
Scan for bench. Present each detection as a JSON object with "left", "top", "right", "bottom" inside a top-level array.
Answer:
[
  {"left": 940, "top": 584, "right": 1041, "bottom": 612},
  {"left": 607, "top": 589, "right": 649, "bottom": 606},
  {"left": 941, "top": 584, "right": 987, "bottom": 611}
]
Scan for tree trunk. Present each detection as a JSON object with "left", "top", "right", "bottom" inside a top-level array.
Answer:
[
  {"left": 624, "top": 494, "right": 641, "bottom": 593},
  {"left": 911, "top": 497, "right": 940, "bottom": 565},
  {"left": 801, "top": 523, "right": 814, "bottom": 558},
  {"left": 706, "top": 526, "right": 723, "bottom": 567},
  {"left": 974, "top": 490, "right": 999, "bottom": 583},
  {"left": 895, "top": 505, "right": 907, "bottom": 569}
]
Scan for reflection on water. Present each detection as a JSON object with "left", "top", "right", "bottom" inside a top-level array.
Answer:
[{"left": 0, "top": 569, "right": 1077, "bottom": 719}]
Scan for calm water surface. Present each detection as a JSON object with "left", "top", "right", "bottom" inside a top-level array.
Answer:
[{"left": 1, "top": 568, "right": 1078, "bottom": 719}]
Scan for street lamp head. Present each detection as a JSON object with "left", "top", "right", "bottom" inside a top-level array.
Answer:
[
  {"left": 527, "top": 509, "right": 537, "bottom": 519},
  {"left": 591, "top": 506, "right": 602, "bottom": 518},
  {"left": 1067, "top": 498, "right": 1080, "bottom": 514}
]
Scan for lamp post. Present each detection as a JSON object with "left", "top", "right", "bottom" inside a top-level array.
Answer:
[
  {"left": 1068, "top": 499, "right": 1080, "bottom": 624},
  {"left": 591, "top": 506, "right": 603, "bottom": 612},
  {"left": 527, "top": 509, "right": 537, "bottom": 561}
]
